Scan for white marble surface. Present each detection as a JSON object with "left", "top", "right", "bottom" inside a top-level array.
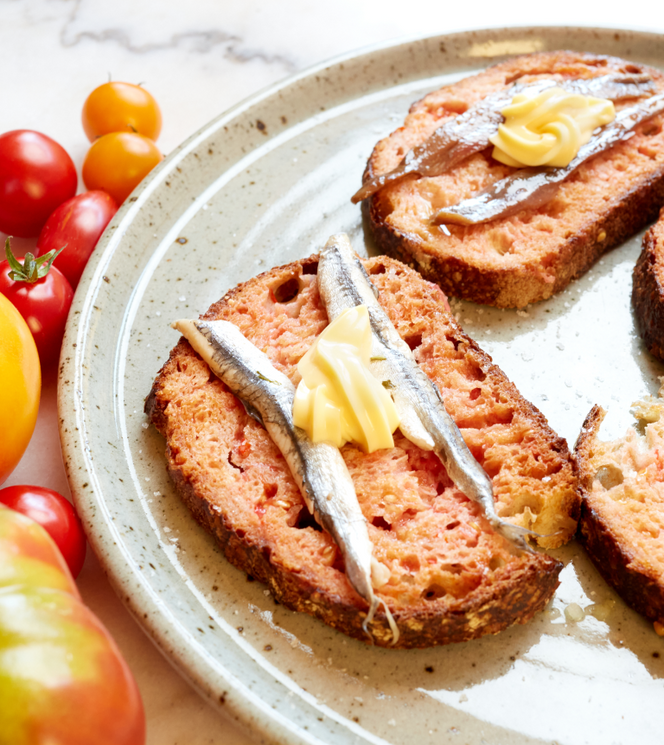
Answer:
[{"left": 2, "top": 2, "right": 663, "bottom": 743}]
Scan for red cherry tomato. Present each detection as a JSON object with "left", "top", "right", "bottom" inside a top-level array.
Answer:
[
  {"left": 35, "top": 191, "right": 118, "bottom": 289},
  {"left": 0, "top": 485, "right": 86, "bottom": 577},
  {"left": 82, "top": 132, "right": 163, "bottom": 205},
  {"left": 0, "top": 250, "right": 74, "bottom": 367},
  {"left": 82, "top": 82, "right": 162, "bottom": 142},
  {"left": 0, "top": 130, "right": 77, "bottom": 238}
]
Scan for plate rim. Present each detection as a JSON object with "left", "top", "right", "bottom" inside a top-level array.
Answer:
[{"left": 58, "top": 24, "right": 664, "bottom": 745}]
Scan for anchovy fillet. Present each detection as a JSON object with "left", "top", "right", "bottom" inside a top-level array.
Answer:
[
  {"left": 172, "top": 318, "right": 398, "bottom": 641},
  {"left": 317, "top": 235, "right": 532, "bottom": 551},
  {"left": 351, "top": 74, "right": 654, "bottom": 203},
  {"left": 433, "top": 91, "right": 664, "bottom": 226}
]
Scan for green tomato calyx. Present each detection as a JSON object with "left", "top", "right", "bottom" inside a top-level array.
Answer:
[{"left": 4, "top": 237, "right": 65, "bottom": 284}]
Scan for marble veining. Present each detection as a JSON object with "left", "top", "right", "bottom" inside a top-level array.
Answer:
[{"left": 3, "top": 4, "right": 664, "bottom": 745}]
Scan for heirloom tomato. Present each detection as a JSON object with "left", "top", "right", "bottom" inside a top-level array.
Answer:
[
  {"left": 0, "top": 239, "right": 74, "bottom": 367},
  {"left": 82, "top": 132, "right": 163, "bottom": 204},
  {"left": 35, "top": 190, "right": 118, "bottom": 289},
  {"left": 0, "top": 293, "right": 40, "bottom": 485},
  {"left": 82, "top": 81, "right": 162, "bottom": 142},
  {"left": 0, "top": 504, "right": 146, "bottom": 745},
  {"left": 0, "top": 485, "right": 86, "bottom": 577},
  {"left": 0, "top": 130, "right": 77, "bottom": 237}
]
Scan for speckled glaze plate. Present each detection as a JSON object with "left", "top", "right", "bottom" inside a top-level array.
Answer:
[{"left": 60, "top": 26, "right": 664, "bottom": 745}]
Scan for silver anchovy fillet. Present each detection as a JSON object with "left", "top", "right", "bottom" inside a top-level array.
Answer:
[
  {"left": 317, "top": 235, "right": 532, "bottom": 552},
  {"left": 351, "top": 73, "right": 655, "bottom": 203},
  {"left": 172, "top": 318, "right": 399, "bottom": 643},
  {"left": 434, "top": 91, "right": 664, "bottom": 226}
]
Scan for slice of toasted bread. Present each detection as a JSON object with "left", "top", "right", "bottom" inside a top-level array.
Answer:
[
  {"left": 633, "top": 208, "right": 664, "bottom": 359},
  {"left": 364, "top": 51, "right": 664, "bottom": 308},
  {"left": 575, "top": 397, "right": 664, "bottom": 632},
  {"left": 146, "top": 254, "right": 578, "bottom": 647}
]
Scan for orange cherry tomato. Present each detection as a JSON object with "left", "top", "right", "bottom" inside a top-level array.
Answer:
[
  {"left": 82, "top": 82, "right": 162, "bottom": 142},
  {"left": 0, "top": 294, "right": 40, "bottom": 485},
  {"left": 82, "top": 132, "right": 163, "bottom": 205}
]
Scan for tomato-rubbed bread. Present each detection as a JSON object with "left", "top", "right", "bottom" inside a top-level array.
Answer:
[
  {"left": 633, "top": 208, "right": 664, "bottom": 360},
  {"left": 146, "top": 254, "right": 579, "bottom": 648},
  {"left": 363, "top": 51, "right": 664, "bottom": 308},
  {"left": 575, "top": 394, "right": 664, "bottom": 632}
]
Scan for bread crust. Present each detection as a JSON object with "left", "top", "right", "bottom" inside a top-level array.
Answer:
[
  {"left": 633, "top": 208, "right": 664, "bottom": 359},
  {"left": 364, "top": 51, "right": 664, "bottom": 308},
  {"left": 575, "top": 406, "right": 664, "bottom": 627},
  {"left": 147, "top": 255, "right": 577, "bottom": 647}
]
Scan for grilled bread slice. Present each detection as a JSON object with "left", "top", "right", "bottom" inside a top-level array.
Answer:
[
  {"left": 146, "top": 254, "right": 579, "bottom": 647},
  {"left": 575, "top": 395, "right": 664, "bottom": 633},
  {"left": 363, "top": 51, "right": 664, "bottom": 308},
  {"left": 633, "top": 208, "right": 664, "bottom": 360}
]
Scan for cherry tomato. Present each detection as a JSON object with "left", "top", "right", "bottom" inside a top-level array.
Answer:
[
  {"left": 82, "top": 132, "right": 163, "bottom": 205},
  {"left": 0, "top": 130, "right": 77, "bottom": 238},
  {"left": 0, "top": 485, "right": 86, "bottom": 577},
  {"left": 35, "top": 191, "right": 118, "bottom": 289},
  {"left": 82, "top": 82, "right": 162, "bottom": 142},
  {"left": 0, "top": 243, "right": 74, "bottom": 367},
  {"left": 0, "top": 294, "right": 40, "bottom": 485}
]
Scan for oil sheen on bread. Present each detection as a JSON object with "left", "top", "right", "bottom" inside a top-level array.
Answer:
[
  {"left": 147, "top": 253, "right": 579, "bottom": 647},
  {"left": 361, "top": 51, "right": 664, "bottom": 308}
]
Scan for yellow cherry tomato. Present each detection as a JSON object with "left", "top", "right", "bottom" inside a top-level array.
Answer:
[
  {"left": 82, "top": 132, "right": 164, "bottom": 205},
  {"left": 0, "top": 293, "right": 40, "bottom": 485},
  {"left": 82, "top": 82, "right": 162, "bottom": 142}
]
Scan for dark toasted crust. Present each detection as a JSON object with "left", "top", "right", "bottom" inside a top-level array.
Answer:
[
  {"left": 369, "top": 168, "right": 664, "bottom": 308},
  {"left": 364, "top": 51, "right": 664, "bottom": 308},
  {"left": 575, "top": 406, "right": 664, "bottom": 626},
  {"left": 633, "top": 209, "right": 664, "bottom": 359},
  {"left": 147, "top": 394, "right": 561, "bottom": 647},
  {"left": 147, "top": 254, "right": 573, "bottom": 647}
]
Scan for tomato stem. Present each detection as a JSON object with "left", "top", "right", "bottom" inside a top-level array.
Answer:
[{"left": 4, "top": 237, "right": 65, "bottom": 284}]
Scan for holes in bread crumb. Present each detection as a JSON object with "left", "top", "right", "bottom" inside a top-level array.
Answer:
[
  {"left": 489, "top": 555, "right": 507, "bottom": 571},
  {"left": 263, "top": 483, "right": 278, "bottom": 499},
  {"left": 401, "top": 555, "right": 421, "bottom": 572},
  {"left": 295, "top": 507, "right": 322, "bottom": 532},
  {"left": 622, "top": 64, "right": 643, "bottom": 74},
  {"left": 369, "top": 263, "right": 386, "bottom": 275},
  {"left": 428, "top": 99, "right": 469, "bottom": 118},
  {"left": 404, "top": 332, "right": 423, "bottom": 351},
  {"left": 445, "top": 334, "right": 461, "bottom": 351},
  {"left": 501, "top": 491, "right": 542, "bottom": 517},
  {"left": 641, "top": 122, "right": 662, "bottom": 137},
  {"left": 302, "top": 261, "right": 318, "bottom": 275},
  {"left": 445, "top": 520, "right": 460, "bottom": 530},
  {"left": 371, "top": 515, "right": 392, "bottom": 530},
  {"left": 469, "top": 387, "right": 481, "bottom": 401},
  {"left": 488, "top": 228, "right": 514, "bottom": 255},
  {"left": 468, "top": 365, "right": 487, "bottom": 382},
  {"left": 638, "top": 145, "right": 659, "bottom": 160},
  {"left": 272, "top": 277, "right": 300, "bottom": 303},
  {"left": 595, "top": 464, "right": 624, "bottom": 490},
  {"left": 227, "top": 451, "right": 245, "bottom": 474},
  {"left": 422, "top": 583, "right": 447, "bottom": 601}
]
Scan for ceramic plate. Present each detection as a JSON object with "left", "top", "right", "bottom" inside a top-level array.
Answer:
[{"left": 60, "top": 26, "right": 664, "bottom": 745}]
